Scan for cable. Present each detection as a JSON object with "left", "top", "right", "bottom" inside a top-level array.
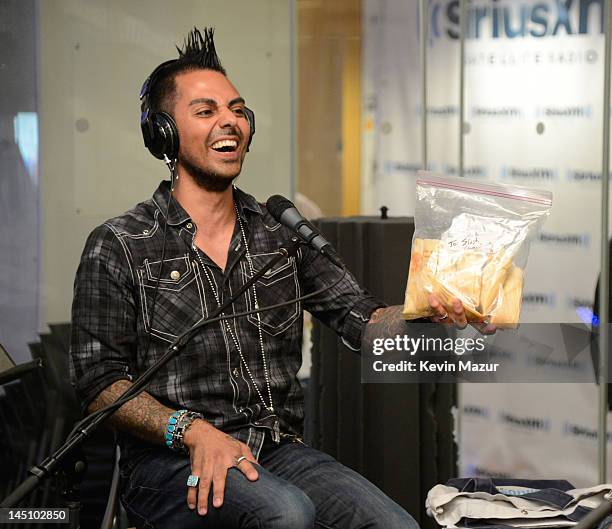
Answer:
[
  {"left": 67, "top": 158, "right": 176, "bottom": 442},
  {"left": 140, "top": 156, "right": 175, "bottom": 362},
  {"left": 68, "top": 266, "right": 348, "bottom": 440}
]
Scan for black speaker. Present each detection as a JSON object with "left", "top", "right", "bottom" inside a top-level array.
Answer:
[{"left": 307, "top": 215, "right": 457, "bottom": 529}]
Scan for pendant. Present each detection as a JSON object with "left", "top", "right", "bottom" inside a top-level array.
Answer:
[{"left": 272, "top": 419, "right": 281, "bottom": 444}]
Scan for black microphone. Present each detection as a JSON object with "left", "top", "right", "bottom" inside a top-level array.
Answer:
[{"left": 266, "top": 195, "right": 345, "bottom": 268}]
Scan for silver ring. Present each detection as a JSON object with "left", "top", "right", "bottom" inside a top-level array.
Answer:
[
  {"left": 186, "top": 474, "right": 200, "bottom": 487},
  {"left": 438, "top": 312, "right": 449, "bottom": 321},
  {"left": 235, "top": 455, "right": 247, "bottom": 465}
]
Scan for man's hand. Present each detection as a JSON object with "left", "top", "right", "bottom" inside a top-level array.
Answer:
[
  {"left": 183, "top": 420, "right": 259, "bottom": 515},
  {"left": 428, "top": 294, "right": 496, "bottom": 335}
]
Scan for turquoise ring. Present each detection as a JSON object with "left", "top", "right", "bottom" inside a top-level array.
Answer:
[{"left": 186, "top": 474, "right": 199, "bottom": 487}]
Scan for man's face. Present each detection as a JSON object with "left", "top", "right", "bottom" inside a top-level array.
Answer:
[{"left": 172, "top": 69, "right": 250, "bottom": 191}]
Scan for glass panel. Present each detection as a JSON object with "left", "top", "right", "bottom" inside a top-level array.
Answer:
[{"left": 0, "top": 0, "right": 39, "bottom": 364}]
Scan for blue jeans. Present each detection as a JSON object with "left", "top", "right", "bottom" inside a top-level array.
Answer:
[{"left": 120, "top": 439, "right": 419, "bottom": 529}]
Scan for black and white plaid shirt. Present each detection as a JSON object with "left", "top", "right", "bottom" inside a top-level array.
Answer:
[{"left": 69, "top": 181, "right": 383, "bottom": 463}]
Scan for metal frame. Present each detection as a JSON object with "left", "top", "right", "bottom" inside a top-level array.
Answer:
[
  {"left": 599, "top": 0, "right": 611, "bottom": 484},
  {"left": 419, "top": 0, "right": 428, "bottom": 170}
]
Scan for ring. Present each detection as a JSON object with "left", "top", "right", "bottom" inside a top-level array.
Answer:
[
  {"left": 186, "top": 474, "right": 200, "bottom": 487},
  {"left": 235, "top": 456, "right": 247, "bottom": 465},
  {"left": 438, "top": 312, "right": 449, "bottom": 321}
]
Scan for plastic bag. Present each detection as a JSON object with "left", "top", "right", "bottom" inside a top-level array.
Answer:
[{"left": 403, "top": 172, "right": 553, "bottom": 328}]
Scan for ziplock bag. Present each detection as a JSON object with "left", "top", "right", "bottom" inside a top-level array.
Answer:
[{"left": 403, "top": 172, "right": 553, "bottom": 327}]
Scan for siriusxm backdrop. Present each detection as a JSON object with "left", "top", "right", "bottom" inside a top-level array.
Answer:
[{"left": 362, "top": 0, "right": 611, "bottom": 485}]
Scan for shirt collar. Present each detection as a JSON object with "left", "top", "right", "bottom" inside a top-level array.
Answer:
[{"left": 152, "top": 180, "right": 263, "bottom": 226}]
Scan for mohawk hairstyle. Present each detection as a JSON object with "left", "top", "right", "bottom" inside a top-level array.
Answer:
[
  {"left": 176, "top": 27, "right": 226, "bottom": 74},
  {"left": 150, "top": 27, "right": 227, "bottom": 115}
]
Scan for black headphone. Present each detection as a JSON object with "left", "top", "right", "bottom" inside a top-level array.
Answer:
[{"left": 139, "top": 60, "right": 256, "bottom": 160}]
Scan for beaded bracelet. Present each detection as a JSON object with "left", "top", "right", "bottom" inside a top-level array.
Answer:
[
  {"left": 166, "top": 410, "right": 204, "bottom": 453},
  {"left": 165, "top": 409, "right": 188, "bottom": 450}
]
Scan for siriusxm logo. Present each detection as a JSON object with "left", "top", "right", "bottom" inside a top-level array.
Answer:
[
  {"left": 472, "top": 106, "right": 522, "bottom": 118},
  {"left": 567, "top": 296, "right": 594, "bottom": 309},
  {"left": 383, "top": 160, "right": 422, "bottom": 175},
  {"left": 536, "top": 105, "right": 593, "bottom": 118},
  {"left": 538, "top": 232, "right": 590, "bottom": 247},
  {"left": 563, "top": 422, "right": 612, "bottom": 442},
  {"left": 463, "top": 405, "right": 490, "bottom": 418},
  {"left": 429, "top": 0, "right": 604, "bottom": 43},
  {"left": 525, "top": 353, "right": 587, "bottom": 371},
  {"left": 428, "top": 105, "right": 459, "bottom": 116},
  {"left": 444, "top": 165, "right": 487, "bottom": 177},
  {"left": 501, "top": 166, "right": 557, "bottom": 180},
  {"left": 522, "top": 292, "right": 556, "bottom": 307},
  {"left": 566, "top": 169, "right": 602, "bottom": 182},
  {"left": 500, "top": 412, "right": 551, "bottom": 431}
]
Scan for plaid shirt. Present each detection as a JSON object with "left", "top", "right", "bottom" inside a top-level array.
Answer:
[{"left": 69, "top": 181, "right": 383, "bottom": 463}]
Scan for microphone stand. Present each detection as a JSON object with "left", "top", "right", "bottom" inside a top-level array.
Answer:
[
  {"left": 1, "top": 236, "right": 303, "bottom": 521},
  {"left": 0, "top": 358, "right": 43, "bottom": 385}
]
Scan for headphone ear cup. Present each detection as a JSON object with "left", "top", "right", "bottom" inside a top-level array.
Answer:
[
  {"left": 144, "top": 112, "right": 179, "bottom": 160},
  {"left": 244, "top": 107, "right": 255, "bottom": 151}
]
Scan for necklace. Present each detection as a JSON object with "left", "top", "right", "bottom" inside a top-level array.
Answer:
[{"left": 194, "top": 202, "right": 280, "bottom": 443}]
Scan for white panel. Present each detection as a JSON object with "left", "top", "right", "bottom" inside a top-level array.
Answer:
[{"left": 364, "top": 0, "right": 612, "bottom": 485}]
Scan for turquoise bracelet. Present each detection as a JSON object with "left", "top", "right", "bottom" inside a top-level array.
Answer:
[{"left": 165, "top": 409, "right": 188, "bottom": 449}]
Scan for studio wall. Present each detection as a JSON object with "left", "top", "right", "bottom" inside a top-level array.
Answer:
[{"left": 38, "top": 0, "right": 294, "bottom": 327}]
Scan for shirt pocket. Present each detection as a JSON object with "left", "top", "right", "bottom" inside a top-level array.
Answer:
[
  {"left": 240, "top": 252, "right": 301, "bottom": 336},
  {"left": 137, "top": 255, "right": 206, "bottom": 342}
]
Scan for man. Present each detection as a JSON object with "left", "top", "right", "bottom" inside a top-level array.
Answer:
[{"left": 70, "top": 28, "right": 465, "bottom": 529}]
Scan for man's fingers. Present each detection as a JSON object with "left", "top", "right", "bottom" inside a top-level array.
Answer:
[
  {"left": 471, "top": 320, "right": 497, "bottom": 335},
  {"left": 428, "top": 295, "right": 449, "bottom": 322},
  {"left": 236, "top": 444, "right": 259, "bottom": 480},
  {"left": 187, "top": 452, "right": 202, "bottom": 510},
  {"left": 197, "top": 470, "right": 213, "bottom": 515},
  {"left": 211, "top": 467, "right": 228, "bottom": 509},
  {"left": 240, "top": 445, "right": 258, "bottom": 465},
  {"left": 237, "top": 457, "right": 259, "bottom": 481},
  {"left": 451, "top": 299, "right": 468, "bottom": 329},
  {"left": 187, "top": 481, "right": 198, "bottom": 511}
]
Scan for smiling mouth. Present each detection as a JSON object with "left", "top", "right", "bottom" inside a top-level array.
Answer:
[{"left": 211, "top": 139, "right": 238, "bottom": 153}]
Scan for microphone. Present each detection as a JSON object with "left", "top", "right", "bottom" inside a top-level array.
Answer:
[{"left": 266, "top": 195, "right": 345, "bottom": 268}]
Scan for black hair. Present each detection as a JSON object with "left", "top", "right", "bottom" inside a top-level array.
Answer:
[{"left": 150, "top": 27, "right": 226, "bottom": 115}]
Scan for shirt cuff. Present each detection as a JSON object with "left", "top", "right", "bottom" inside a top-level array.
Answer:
[
  {"left": 73, "top": 363, "right": 132, "bottom": 415},
  {"left": 340, "top": 297, "right": 387, "bottom": 351}
]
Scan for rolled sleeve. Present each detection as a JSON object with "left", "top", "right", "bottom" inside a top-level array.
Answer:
[
  {"left": 299, "top": 249, "right": 386, "bottom": 351},
  {"left": 69, "top": 224, "right": 137, "bottom": 413}
]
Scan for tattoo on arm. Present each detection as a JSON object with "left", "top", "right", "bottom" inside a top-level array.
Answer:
[
  {"left": 87, "top": 379, "right": 175, "bottom": 446},
  {"left": 362, "top": 305, "right": 407, "bottom": 352},
  {"left": 367, "top": 305, "right": 405, "bottom": 333}
]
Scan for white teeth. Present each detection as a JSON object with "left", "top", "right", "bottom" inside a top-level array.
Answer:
[{"left": 211, "top": 139, "right": 238, "bottom": 149}]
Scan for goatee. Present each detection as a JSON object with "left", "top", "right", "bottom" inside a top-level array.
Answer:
[{"left": 180, "top": 155, "right": 236, "bottom": 192}]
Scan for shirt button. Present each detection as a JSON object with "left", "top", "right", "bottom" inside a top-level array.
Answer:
[
  {"left": 186, "top": 222, "right": 193, "bottom": 229},
  {"left": 170, "top": 270, "right": 181, "bottom": 280},
  {"left": 142, "top": 229, "right": 149, "bottom": 235},
  {"left": 233, "top": 368, "right": 239, "bottom": 377}
]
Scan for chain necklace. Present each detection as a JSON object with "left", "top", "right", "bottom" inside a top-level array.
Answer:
[{"left": 194, "top": 201, "right": 280, "bottom": 442}]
